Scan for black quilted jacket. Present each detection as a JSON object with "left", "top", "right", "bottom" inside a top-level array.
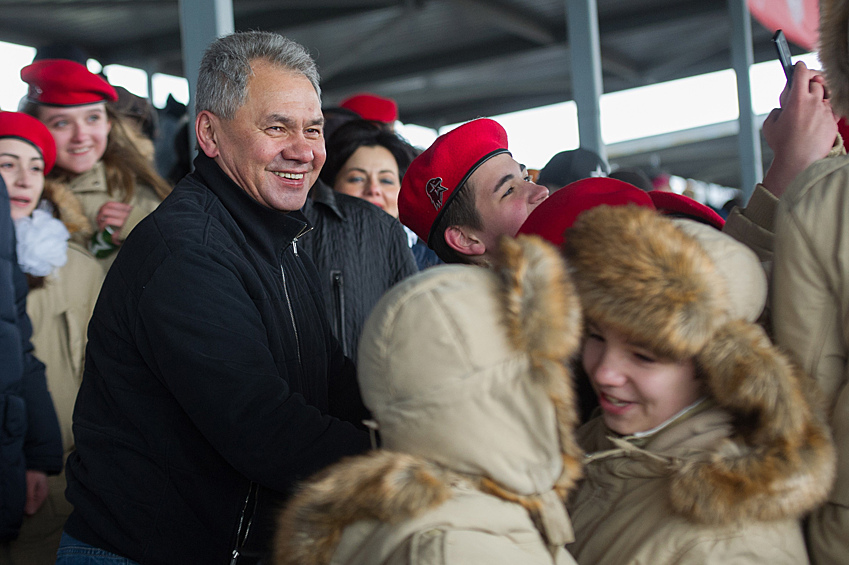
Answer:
[
  {"left": 300, "top": 180, "right": 417, "bottom": 358},
  {"left": 64, "top": 154, "right": 370, "bottom": 564}
]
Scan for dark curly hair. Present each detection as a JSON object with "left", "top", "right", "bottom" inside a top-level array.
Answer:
[{"left": 320, "top": 119, "right": 418, "bottom": 187}]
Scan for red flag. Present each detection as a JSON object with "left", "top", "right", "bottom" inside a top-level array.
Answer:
[{"left": 748, "top": 0, "right": 819, "bottom": 51}]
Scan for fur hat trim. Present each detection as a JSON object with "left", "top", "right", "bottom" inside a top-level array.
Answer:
[
  {"left": 820, "top": 0, "right": 849, "bottom": 118},
  {"left": 565, "top": 205, "right": 728, "bottom": 361},
  {"left": 566, "top": 205, "right": 835, "bottom": 524},
  {"left": 671, "top": 320, "right": 837, "bottom": 524}
]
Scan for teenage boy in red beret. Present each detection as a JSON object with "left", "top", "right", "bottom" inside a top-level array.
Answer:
[{"left": 398, "top": 118, "right": 549, "bottom": 265}]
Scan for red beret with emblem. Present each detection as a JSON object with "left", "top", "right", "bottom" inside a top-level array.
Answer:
[
  {"left": 518, "top": 177, "right": 654, "bottom": 247},
  {"left": 0, "top": 111, "right": 57, "bottom": 174},
  {"left": 648, "top": 190, "right": 725, "bottom": 230},
  {"left": 399, "top": 118, "right": 509, "bottom": 245},
  {"left": 339, "top": 93, "right": 398, "bottom": 124},
  {"left": 21, "top": 59, "right": 118, "bottom": 106}
]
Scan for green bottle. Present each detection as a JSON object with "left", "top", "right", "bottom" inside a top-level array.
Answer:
[{"left": 90, "top": 225, "right": 120, "bottom": 258}]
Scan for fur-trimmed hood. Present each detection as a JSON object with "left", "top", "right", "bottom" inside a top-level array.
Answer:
[
  {"left": 821, "top": 0, "right": 849, "bottom": 118},
  {"left": 356, "top": 234, "right": 583, "bottom": 498},
  {"left": 566, "top": 205, "right": 836, "bottom": 524},
  {"left": 276, "top": 235, "right": 584, "bottom": 563}
]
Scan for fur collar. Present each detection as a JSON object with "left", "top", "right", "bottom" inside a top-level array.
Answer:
[
  {"left": 274, "top": 451, "right": 459, "bottom": 565},
  {"left": 671, "top": 320, "right": 836, "bottom": 525}
]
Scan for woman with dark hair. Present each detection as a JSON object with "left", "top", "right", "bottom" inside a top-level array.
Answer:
[
  {"left": 320, "top": 119, "right": 441, "bottom": 270},
  {"left": 20, "top": 59, "right": 171, "bottom": 271},
  {"left": 299, "top": 119, "right": 418, "bottom": 359},
  {"left": 320, "top": 119, "right": 416, "bottom": 218}
]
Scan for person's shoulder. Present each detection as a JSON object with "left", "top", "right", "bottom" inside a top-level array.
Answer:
[{"left": 784, "top": 152, "right": 849, "bottom": 208}]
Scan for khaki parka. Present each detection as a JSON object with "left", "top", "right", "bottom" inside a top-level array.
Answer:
[
  {"left": 773, "top": 151, "right": 849, "bottom": 565},
  {"left": 568, "top": 406, "right": 821, "bottom": 565}
]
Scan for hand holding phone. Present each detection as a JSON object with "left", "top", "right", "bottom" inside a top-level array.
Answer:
[{"left": 772, "top": 30, "right": 794, "bottom": 84}]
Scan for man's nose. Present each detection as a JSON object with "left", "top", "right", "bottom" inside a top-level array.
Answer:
[
  {"left": 283, "top": 135, "right": 315, "bottom": 163},
  {"left": 525, "top": 180, "right": 549, "bottom": 204}
]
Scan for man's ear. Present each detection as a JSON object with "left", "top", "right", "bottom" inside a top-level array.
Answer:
[
  {"left": 195, "top": 111, "right": 220, "bottom": 158},
  {"left": 444, "top": 225, "right": 487, "bottom": 258}
]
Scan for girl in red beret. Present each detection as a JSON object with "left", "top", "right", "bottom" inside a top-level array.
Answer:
[
  {"left": 20, "top": 59, "right": 171, "bottom": 269},
  {"left": 0, "top": 111, "right": 103, "bottom": 562}
]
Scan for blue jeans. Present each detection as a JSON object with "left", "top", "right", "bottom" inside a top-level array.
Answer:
[{"left": 55, "top": 532, "right": 141, "bottom": 565}]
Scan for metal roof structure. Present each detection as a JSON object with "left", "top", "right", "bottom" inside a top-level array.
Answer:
[{"left": 0, "top": 0, "right": 797, "bottom": 189}]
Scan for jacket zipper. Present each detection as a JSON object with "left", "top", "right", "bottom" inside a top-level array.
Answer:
[
  {"left": 331, "top": 270, "right": 347, "bottom": 357},
  {"left": 280, "top": 265, "right": 302, "bottom": 369},
  {"left": 280, "top": 225, "right": 313, "bottom": 383},
  {"left": 230, "top": 482, "right": 258, "bottom": 565}
]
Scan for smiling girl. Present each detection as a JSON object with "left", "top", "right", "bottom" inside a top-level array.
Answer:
[
  {"left": 562, "top": 205, "right": 836, "bottom": 565},
  {"left": 0, "top": 111, "right": 103, "bottom": 563},
  {"left": 20, "top": 59, "right": 171, "bottom": 269}
]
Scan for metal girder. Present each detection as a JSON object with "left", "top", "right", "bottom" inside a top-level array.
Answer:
[{"left": 454, "top": 0, "right": 557, "bottom": 45}]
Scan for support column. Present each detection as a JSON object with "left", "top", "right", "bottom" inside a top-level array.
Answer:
[
  {"left": 565, "top": 0, "right": 606, "bottom": 162},
  {"left": 729, "top": 0, "right": 762, "bottom": 201},
  {"left": 178, "top": 0, "right": 234, "bottom": 158}
]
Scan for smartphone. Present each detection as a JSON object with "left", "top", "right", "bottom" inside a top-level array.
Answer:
[{"left": 772, "top": 29, "right": 793, "bottom": 84}]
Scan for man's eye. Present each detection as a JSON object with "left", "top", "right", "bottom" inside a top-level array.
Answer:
[{"left": 501, "top": 187, "right": 514, "bottom": 199}]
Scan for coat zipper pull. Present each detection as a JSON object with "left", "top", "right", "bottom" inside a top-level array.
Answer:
[
  {"left": 292, "top": 238, "right": 298, "bottom": 256},
  {"left": 230, "top": 549, "right": 239, "bottom": 565}
]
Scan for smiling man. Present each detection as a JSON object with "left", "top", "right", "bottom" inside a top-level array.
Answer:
[
  {"left": 398, "top": 118, "right": 549, "bottom": 265},
  {"left": 57, "top": 32, "right": 369, "bottom": 565}
]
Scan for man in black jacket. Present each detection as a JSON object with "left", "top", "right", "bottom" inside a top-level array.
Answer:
[
  {"left": 0, "top": 176, "right": 62, "bottom": 545},
  {"left": 58, "top": 32, "right": 370, "bottom": 565}
]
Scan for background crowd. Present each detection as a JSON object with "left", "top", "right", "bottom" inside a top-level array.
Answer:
[{"left": 1, "top": 1, "right": 848, "bottom": 564}]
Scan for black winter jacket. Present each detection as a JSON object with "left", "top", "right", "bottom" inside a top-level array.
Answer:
[
  {"left": 64, "top": 154, "right": 370, "bottom": 564},
  {"left": 0, "top": 177, "right": 62, "bottom": 541},
  {"left": 300, "top": 180, "right": 417, "bottom": 358}
]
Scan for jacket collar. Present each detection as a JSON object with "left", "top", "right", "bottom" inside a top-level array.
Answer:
[
  {"left": 68, "top": 161, "right": 107, "bottom": 194},
  {"left": 193, "top": 152, "right": 311, "bottom": 265},
  {"left": 307, "top": 178, "right": 345, "bottom": 221}
]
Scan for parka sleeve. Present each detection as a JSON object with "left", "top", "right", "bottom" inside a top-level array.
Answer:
[
  {"left": 772, "top": 162, "right": 849, "bottom": 563},
  {"left": 134, "top": 246, "right": 369, "bottom": 491}
]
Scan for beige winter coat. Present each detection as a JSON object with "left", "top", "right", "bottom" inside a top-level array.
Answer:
[
  {"left": 773, "top": 152, "right": 849, "bottom": 565},
  {"left": 568, "top": 404, "right": 830, "bottom": 564},
  {"left": 26, "top": 242, "right": 103, "bottom": 453},
  {"left": 60, "top": 161, "right": 163, "bottom": 270},
  {"left": 274, "top": 236, "right": 584, "bottom": 565}
]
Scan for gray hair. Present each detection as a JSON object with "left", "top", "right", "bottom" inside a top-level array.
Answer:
[{"left": 195, "top": 31, "right": 321, "bottom": 119}]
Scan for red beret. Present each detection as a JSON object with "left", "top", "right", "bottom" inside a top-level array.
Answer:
[
  {"left": 518, "top": 177, "right": 654, "bottom": 246},
  {"left": 21, "top": 59, "right": 118, "bottom": 106},
  {"left": 339, "top": 93, "right": 398, "bottom": 124},
  {"left": 398, "top": 118, "right": 510, "bottom": 245},
  {"left": 648, "top": 191, "right": 725, "bottom": 230},
  {"left": 0, "top": 111, "right": 57, "bottom": 174}
]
